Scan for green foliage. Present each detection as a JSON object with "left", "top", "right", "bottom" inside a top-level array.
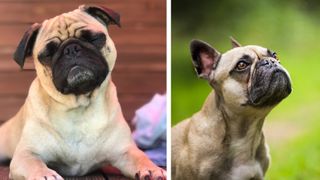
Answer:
[{"left": 172, "top": 0, "right": 320, "bottom": 178}]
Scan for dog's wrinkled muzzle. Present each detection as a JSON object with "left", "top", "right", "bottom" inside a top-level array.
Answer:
[{"left": 249, "top": 58, "right": 291, "bottom": 107}]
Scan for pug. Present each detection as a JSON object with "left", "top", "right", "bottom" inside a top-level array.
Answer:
[
  {"left": 0, "top": 5, "right": 166, "bottom": 180},
  {"left": 171, "top": 38, "right": 291, "bottom": 180}
]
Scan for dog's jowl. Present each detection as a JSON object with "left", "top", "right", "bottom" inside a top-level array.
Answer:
[
  {"left": 0, "top": 5, "right": 166, "bottom": 180},
  {"left": 171, "top": 38, "right": 291, "bottom": 180}
]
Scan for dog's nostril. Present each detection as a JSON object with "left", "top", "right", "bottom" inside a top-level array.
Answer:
[
  {"left": 74, "top": 45, "right": 81, "bottom": 52},
  {"left": 64, "top": 44, "right": 82, "bottom": 57},
  {"left": 65, "top": 49, "right": 70, "bottom": 54}
]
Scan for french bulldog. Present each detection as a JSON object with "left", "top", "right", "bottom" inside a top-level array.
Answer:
[{"left": 171, "top": 38, "right": 291, "bottom": 180}]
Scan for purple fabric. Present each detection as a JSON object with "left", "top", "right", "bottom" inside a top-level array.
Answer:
[{"left": 132, "top": 94, "right": 166, "bottom": 167}]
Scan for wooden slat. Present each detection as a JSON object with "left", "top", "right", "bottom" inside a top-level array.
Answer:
[
  {"left": 0, "top": 166, "right": 9, "bottom": 180},
  {"left": 0, "top": 1, "right": 165, "bottom": 26},
  {"left": 114, "top": 72, "right": 165, "bottom": 94},
  {"left": 0, "top": 96, "right": 24, "bottom": 123},
  {"left": 0, "top": 72, "right": 35, "bottom": 95}
]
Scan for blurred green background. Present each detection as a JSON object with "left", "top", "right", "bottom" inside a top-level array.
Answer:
[{"left": 172, "top": 0, "right": 320, "bottom": 179}]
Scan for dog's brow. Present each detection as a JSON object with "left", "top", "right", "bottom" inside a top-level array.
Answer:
[
  {"left": 46, "top": 36, "right": 62, "bottom": 42},
  {"left": 73, "top": 25, "right": 87, "bottom": 36},
  {"left": 250, "top": 48, "right": 261, "bottom": 60},
  {"left": 239, "top": 54, "right": 251, "bottom": 60}
]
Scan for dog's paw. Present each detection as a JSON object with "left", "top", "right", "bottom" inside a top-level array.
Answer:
[
  {"left": 135, "top": 168, "right": 166, "bottom": 180},
  {"left": 27, "top": 168, "right": 64, "bottom": 180}
]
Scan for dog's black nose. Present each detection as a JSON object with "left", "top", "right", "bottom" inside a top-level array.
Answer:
[{"left": 64, "top": 43, "right": 82, "bottom": 58}]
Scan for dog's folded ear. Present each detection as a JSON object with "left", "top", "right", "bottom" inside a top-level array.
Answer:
[
  {"left": 13, "top": 23, "right": 41, "bottom": 69},
  {"left": 190, "top": 40, "right": 221, "bottom": 79},
  {"left": 81, "top": 5, "right": 121, "bottom": 27},
  {"left": 230, "top": 36, "right": 242, "bottom": 48}
]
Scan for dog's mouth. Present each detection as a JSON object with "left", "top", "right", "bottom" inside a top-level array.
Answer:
[
  {"left": 248, "top": 59, "right": 292, "bottom": 107},
  {"left": 66, "top": 66, "right": 95, "bottom": 91},
  {"left": 67, "top": 66, "right": 95, "bottom": 86},
  {"left": 56, "top": 64, "right": 108, "bottom": 95}
]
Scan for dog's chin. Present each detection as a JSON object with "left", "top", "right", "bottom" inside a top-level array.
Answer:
[
  {"left": 55, "top": 65, "right": 108, "bottom": 95},
  {"left": 248, "top": 69, "right": 291, "bottom": 107}
]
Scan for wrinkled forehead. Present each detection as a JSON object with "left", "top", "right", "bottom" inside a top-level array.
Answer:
[
  {"left": 223, "top": 45, "right": 268, "bottom": 61},
  {"left": 38, "top": 9, "right": 107, "bottom": 43},
  {"left": 244, "top": 45, "right": 269, "bottom": 57}
]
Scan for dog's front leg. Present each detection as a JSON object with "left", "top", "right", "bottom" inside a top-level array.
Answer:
[
  {"left": 113, "top": 144, "right": 166, "bottom": 180},
  {"left": 9, "top": 148, "right": 63, "bottom": 180}
]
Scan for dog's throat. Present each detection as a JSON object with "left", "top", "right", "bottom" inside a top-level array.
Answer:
[{"left": 227, "top": 117, "right": 265, "bottom": 161}]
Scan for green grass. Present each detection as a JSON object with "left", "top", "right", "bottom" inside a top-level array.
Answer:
[
  {"left": 266, "top": 109, "right": 320, "bottom": 179},
  {"left": 172, "top": 2, "right": 320, "bottom": 178}
]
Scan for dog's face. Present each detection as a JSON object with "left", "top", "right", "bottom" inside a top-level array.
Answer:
[
  {"left": 190, "top": 39, "right": 292, "bottom": 110},
  {"left": 13, "top": 5, "right": 120, "bottom": 95}
]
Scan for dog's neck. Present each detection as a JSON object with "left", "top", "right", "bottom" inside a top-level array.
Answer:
[
  {"left": 202, "top": 91, "right": 267, "bottom": 164},
  {"left": 33, "top": 76, "right": 112, "bottom": 110}
]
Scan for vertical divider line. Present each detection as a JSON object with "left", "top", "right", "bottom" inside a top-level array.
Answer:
[{"left": 166, "top": 0, "right": 172, "bottom": 179}]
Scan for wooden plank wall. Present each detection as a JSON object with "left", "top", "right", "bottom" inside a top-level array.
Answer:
[{"left": 0, "top": 0, "right": 166, "bottom": 124}]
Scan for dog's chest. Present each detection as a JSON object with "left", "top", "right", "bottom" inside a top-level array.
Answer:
[
  {"left": 229, "top": 161, "right": 264, "bottom": 180},
  {"left": 52, "top": 141, "right": 107, "bottom": 176},
  {"left": 47, "top": 107, "right": 111, "bottom": 175}
]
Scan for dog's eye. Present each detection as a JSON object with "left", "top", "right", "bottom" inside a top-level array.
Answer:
[
  {"left": 236, "top": 61, "right": 249, "bottom": 71},
  {"left": 38, "top": 42, "right": 58, "bottom": 63},
  {"left": 38, "top": 50, "right": 53, "bottom": 65},
  {"left": 39, "top": 51, "right": 51, "bottom": 58},
  {"left": 90, "top": 33, "right": 106, "bottom": 49},
  {"left": 80, "top": 30, "right": 106, "bottom": 49}
]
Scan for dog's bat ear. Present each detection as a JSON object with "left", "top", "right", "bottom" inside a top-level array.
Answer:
[
  {"left": 81, "top": 5, "right": 121, "bottom": 27},
  {"left": 13, "top": 23, "right": 41, "bottom": 69},
  {"left": 190, "top": 39, "right": 221, "bottom": 80},
  {"left": 230, "top": 36, "right": 242, "bottom": 48}
]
